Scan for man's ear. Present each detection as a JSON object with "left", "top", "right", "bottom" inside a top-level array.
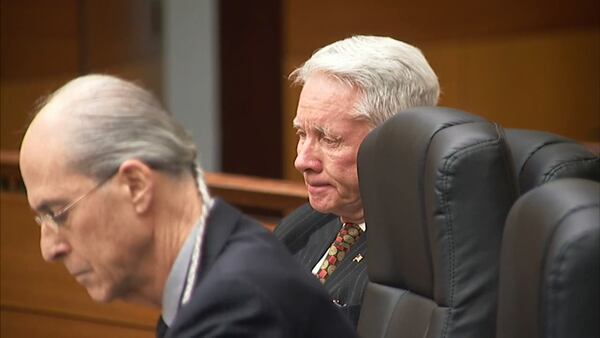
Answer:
[{"left": 116, "top": 159, "right": 154, "bottom": 214}]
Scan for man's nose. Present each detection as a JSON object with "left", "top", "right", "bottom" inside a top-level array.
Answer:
[
  {"left": 40, "top": 226, "right": 71, "bottom": 262},
  {"left": 295, "top": 139, "right": 323, "bottom": 173}
]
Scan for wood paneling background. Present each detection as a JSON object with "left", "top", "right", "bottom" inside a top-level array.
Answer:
[
  {"left": 219, "top": 0, "right": 283, "bottom": 178},
  {"left": 0, "top": 0, "right": 162, "bottom": 151},
  {"left": 281, "top": 0, "right": 600, "bottom": 181}
]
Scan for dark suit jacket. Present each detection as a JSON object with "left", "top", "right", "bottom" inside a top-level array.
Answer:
[
  {"left": 274, "top": 203, "right": 368, "bottom": 327},
  {"left": 156, "top": 199, "right": 356, "bottom": 338}
]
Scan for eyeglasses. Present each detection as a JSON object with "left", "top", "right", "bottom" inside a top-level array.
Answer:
[{"left": 34, "top": 174, "right": 114, "bottom": 232}]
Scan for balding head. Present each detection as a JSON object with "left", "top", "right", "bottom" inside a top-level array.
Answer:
[
  {"left": 21, "top": 74, "right": 213, "bottom": 232},
  {"left": 22, "top": 74, "right": 197, "bottom": 182},
  {"left": 19, "top": 74, "right": 212, "bottom": 306}
]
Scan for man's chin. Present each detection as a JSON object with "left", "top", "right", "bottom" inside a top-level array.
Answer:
[
  {"left": 85, "top": 286, "right": 115, "bottom": 303},
  {"left": 308, "top": 197, "right": 336, "bottom": 215}
]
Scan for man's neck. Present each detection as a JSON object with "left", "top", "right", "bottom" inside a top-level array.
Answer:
[
  {"left": 340, "top": 213, "right": 364, "bottom": 224},
  {"left": 150, "top": 175, "right": 204, "bottom": 307}
]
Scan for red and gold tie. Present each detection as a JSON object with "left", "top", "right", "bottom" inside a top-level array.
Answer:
[{"left": 317, "top": 222, "right": 363, "bottom": 283}]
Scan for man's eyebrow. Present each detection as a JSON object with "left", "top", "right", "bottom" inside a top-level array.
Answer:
[
  {"left": 292, "top": 121, "right": 337, "bottom": 136},
  {"left": 350, "top": 114, "right": 373, "bottom": 126},
  {"left": 315, "top": 125, "right": 335, "bottom": 137},
  {"left": 32, "top": 199, "right": 65, "bottom": 214}
]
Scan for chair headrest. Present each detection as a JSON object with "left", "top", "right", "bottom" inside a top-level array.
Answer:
[
  {"left": 505, "top": 128, "right": 600, "bottom": 194},
  {"left": 358, "top": 106, "right": 518, "bottom": 303},
  {"left": 497, "top": 178, "right": 600, "bottom": 338}
]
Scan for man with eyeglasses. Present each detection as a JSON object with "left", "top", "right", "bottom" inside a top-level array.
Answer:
[{"left": 19, "top": 74, "right": 356, "bottom": 338}]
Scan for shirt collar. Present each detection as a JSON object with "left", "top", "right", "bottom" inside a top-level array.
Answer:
[{"left": 340, "top": 219, "right": 367, "bottom": 232}]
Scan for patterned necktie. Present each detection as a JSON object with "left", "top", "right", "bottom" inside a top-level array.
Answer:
[{"left": 317, "top": 222, "right": 363, "bottom": 283}]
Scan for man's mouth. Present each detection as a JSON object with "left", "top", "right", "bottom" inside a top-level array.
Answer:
[
  {"left": 306, "top": 181, "right": 330, "bottom": 194},
  {"left": 70, "top": 269, "right": 91, "bottom": 281}
]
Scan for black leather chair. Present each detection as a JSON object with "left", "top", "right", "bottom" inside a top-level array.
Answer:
[
  {"left": 356, "top": 107, "right": 518, "bottom": 338},
  {"left": 496, "top": 178, "right": 600, "bottom": 338},
  {"left": 505, "top": 128, "right": 599, "bottom": 195}
]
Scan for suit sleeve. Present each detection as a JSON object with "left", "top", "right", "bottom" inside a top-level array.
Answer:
[{"left": 165, "top": 278, "right": 289, "bottom": 338}]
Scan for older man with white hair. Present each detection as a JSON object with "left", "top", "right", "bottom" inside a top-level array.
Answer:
[{"left": 275, "top": 35, "right": 440, "bottom": 326}]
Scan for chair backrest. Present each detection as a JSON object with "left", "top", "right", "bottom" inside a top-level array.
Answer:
[
  {"left": 496, "top": 178, "right": 600, "bottom": 338},
  {"left": 356, "top": 106, "right": 518, "bottom": 338},
  {"left": 505, "top": 128, "right": 600, "bottom": 195}
]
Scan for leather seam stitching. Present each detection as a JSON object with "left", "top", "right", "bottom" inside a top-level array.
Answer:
[
  {"left": 543, "top": 157, "right": 600, "bottom": 183},
  {"left": 439, "top": 135, "right": 501, "bottom": 337}
]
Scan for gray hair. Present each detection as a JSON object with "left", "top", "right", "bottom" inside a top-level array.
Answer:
[
  {"left": 290, "top": 35, "right": 440, "bottom": 126},
  {"left": 39, "top": 74, "right": 212, "bottom": 206}
]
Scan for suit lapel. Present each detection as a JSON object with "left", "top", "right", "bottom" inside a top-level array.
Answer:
[
  {"left": 296, "top": 217, "right": 341, "bottom": 270},
  {"left": 277, "top": 204, "right": 330, "bottom": 251},
  {"left": 158, "top": 199, "right": 241, "bottom": 337},
  {"left": 194, "top": 199, "right": 241, "bottom": 287}
]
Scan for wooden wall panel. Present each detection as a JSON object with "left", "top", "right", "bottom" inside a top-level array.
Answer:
[
  {"left": 283, "top": 0, "right": 599, "bottom": 55},
  {"left": 282, "top": 0, "right": 599, "bottom": 181},
  {"left": 421, "top": 28, "right": 600, "bottom": 140},
  {"left": 0, "top": 0, "right": 80, "bottom": 150},
  {"left": 83, "top": 0, "right": 163, "bottom": 97},
  {"left": 0, "top": 0, "right": 80, "bottom": 80},
  {"left": 219, "top": 0, "right": 283, "bottom": 178},
  {"left": 0, "top": 0, "right": 162, "bottom": 151},
  {"left": 0, "top": 77, "right": 75, "bottom": 149},
  {"left": 1, "top": 309, "right": 153, "bottom": 338}
]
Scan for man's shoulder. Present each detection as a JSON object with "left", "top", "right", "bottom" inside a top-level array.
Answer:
[
  {"left": 175, "top": 261, "right": 356, "bottom": 338},
  {"left": 275, "top": 203, "right": 337, "bottom": 236},
  {"left": 274, "top": 203, "right": 339, "bottom": 254}
]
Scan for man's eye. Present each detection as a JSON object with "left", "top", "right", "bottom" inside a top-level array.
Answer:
[
  {"left": 53, "top": 211, "right": 68, "bottom": 223},
  {"left": 46, "top": 209, "right": 58, "bottom": 218},
  {"left": 296, "top": 130, "right": 306, "bottom": 138},
  {"left": 47, "top": 208, "right": 67, "bottom": 223},
  {"left": 322, "top": 137, "right": 340, "bottom": 146}
]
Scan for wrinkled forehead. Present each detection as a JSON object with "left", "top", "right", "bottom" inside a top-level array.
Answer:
[{"left": 292, "top": 103, "right": 369, "bottom": 133}]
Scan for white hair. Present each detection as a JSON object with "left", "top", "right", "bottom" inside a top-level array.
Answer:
[
  {"left": 37, "top": 74, "right": 212, "bottom": 207},
  {"left": 290, "top": 35, "right": 440, "bottom": 126}
]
